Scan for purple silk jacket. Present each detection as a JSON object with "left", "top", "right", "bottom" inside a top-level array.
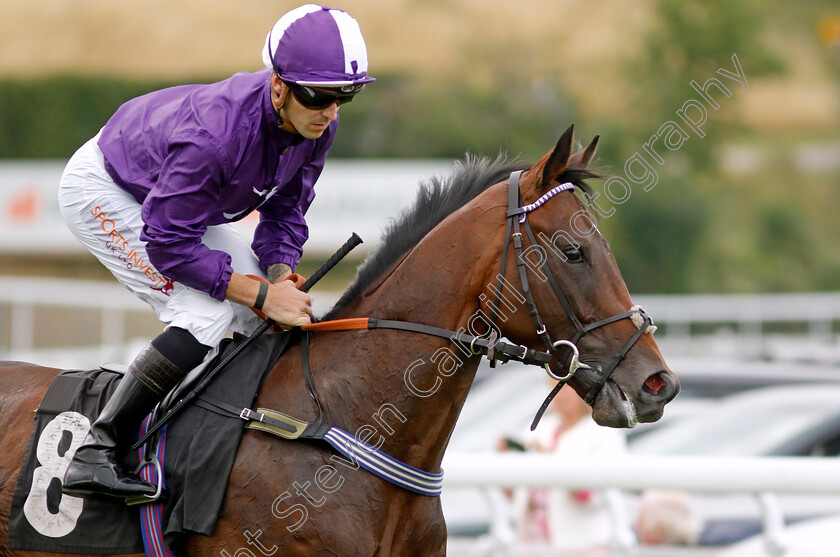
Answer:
[{"left": 98, "top": 68, "right": 335, "bottom": 301}]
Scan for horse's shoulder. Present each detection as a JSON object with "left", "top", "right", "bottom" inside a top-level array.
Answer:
[
  {"left": 0, "top": 360, "right": 61, "bottom": 383},
  {"left": 0, "top": 363, "right": 58, "bottom": 509},
  {"left": 0, "top": 362, "right": 58, "bottom": 414},
  {"left": 0, "top": 360, "right": 62, "bottom": 373}
]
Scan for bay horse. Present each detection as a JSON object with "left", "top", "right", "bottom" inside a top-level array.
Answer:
[{"left": 0, "top": 125, "right": 679, "bottom": 556}]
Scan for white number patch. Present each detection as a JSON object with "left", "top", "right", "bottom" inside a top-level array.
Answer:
[{"left": 23, "top": 411, "right": 91, "bottom": 537}]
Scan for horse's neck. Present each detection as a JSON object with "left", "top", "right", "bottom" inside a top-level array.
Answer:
[
  {"left": 326, "top": 221, "right": 493, "bottom": 470},
  {"left": 259, "top": 199, "right": 503, "bottom": 472},
  {"left": 286, "top": 203, "right": 503, "bottom": 476}
]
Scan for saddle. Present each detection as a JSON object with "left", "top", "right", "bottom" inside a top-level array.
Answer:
[{"left": 8, "top": 330, "right": 293, "bottom": 554}]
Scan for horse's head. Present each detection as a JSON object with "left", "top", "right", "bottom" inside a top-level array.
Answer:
[{"left": 486, "top": 124, "right": 679, "bottom": 427}]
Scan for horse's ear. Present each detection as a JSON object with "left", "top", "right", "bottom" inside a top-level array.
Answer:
[
  {"left": 579, "top": 135, "right": 600, "bottom": 167},
  {"left": 540, "top": 124, "right": 575, "bottom": 187},
  {"left": 568, "top": 134, "right": 600, "bottom": 169}
]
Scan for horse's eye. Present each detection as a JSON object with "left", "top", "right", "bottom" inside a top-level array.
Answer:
[{"left": 561, "top": 245, "right": 584, "bottom": 262}]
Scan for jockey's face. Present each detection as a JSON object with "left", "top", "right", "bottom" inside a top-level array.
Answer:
[{"left": 271, "top": 73, "right": 338, "bottom": 140}]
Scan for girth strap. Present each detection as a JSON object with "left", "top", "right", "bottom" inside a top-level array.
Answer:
[
  {"left": 301, "top": 330, "right": 324, "bottom": 424},
  {"left": 194, "top": 394, "right": 305, "bottom": 436},
  {"left": 193, "top": 321, "right": 451, "bottom": 497},
  {"left": 193, "top": 393, "right": 444, "bottom": 496}
]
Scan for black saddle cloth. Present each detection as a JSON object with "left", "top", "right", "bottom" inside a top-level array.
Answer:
[{"left": 8, "top": 330, "right": 292, "bottom": 554}]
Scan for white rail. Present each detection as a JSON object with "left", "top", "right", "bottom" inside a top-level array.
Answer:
[
  {"left": 0, "top": 276, "right": 339, "bottom": 367},
  {"left": 442, "top": 453, "right": 840, "bottom": 494},
  {"left": 634, "top": 292, "right": 840, "bottom": 362},
  {"left": 0, "top": 276, "right": 148, "bottom": 310},
  {"left": 442, "top": 453, "right": 840, "bottom": 557},
  {"left": 4, "top": 277, "right": 840, "bottom": 366},
  {"left": 0, "top": 276, "right": 150, "bottom": 365},
  {"left": 4, "top": 281, "right": 840, "bottom": 324},
  {"left": 635, "top": 292, "right": 840, "bottom": 327}
]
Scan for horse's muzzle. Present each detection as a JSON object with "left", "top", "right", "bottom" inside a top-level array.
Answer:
[{"left": 574, "top": 365, "right": 679, "bottom": 428}]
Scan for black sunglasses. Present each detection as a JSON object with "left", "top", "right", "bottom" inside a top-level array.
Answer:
[{"left": 284, "top": 82, "right": 364, "bottom": 110}]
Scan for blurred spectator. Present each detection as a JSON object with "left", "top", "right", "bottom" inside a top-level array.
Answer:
[
  {"left": 634, "top": 490, "right": 703, "bottom": 546},
  {"left": 499, "top": 383, "right": 627, "bottom": 553}
]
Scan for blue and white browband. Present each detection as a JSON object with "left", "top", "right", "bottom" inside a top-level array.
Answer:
[{"left": 518, "top": 181, "right": 575, "bottom": 222}]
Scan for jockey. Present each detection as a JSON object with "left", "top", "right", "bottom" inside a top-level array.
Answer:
[{"left": 59, "top": 4, "right": 375, "bottom": 499}]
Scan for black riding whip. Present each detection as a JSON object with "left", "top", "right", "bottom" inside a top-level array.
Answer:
[{"left": 131, "top": 232, "right": 363, "bottom": 449}]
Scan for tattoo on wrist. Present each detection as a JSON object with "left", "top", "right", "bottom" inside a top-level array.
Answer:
[{"left": 268, "top": 263, "right": 292, "bottom": 283}]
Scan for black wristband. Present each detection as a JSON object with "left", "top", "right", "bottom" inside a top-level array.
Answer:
[{"left": 254, "top": 281, "right": 269, "bottom": 311}]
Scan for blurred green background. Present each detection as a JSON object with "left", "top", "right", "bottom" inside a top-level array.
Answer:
[{"left": 1, "top": 0, "right": 838, "bottom": 294}]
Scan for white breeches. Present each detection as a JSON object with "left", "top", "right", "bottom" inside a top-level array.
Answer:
[{"left": 57, "top": 133, "right": 265, "bottom": 347}]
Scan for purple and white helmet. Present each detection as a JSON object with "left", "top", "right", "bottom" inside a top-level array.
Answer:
[{"left": 262, "top": 4, "right": 375, "bottom": 88}]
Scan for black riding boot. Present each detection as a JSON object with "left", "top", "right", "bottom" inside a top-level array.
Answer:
[{"left": 63, "top": 344, "right": 186, "bottom": 498}]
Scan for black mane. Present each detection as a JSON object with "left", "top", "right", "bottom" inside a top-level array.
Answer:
[{"left": 322, "top": 153, "right": 597, "bottom": 319}]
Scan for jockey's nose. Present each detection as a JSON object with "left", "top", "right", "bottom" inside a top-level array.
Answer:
[{"left": 322, "top": 102, "right": 340, "bottom": 120}]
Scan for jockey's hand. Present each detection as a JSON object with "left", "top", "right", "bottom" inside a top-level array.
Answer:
[{"left": 262, "top": 279, "right": 312, "bottom": 327}]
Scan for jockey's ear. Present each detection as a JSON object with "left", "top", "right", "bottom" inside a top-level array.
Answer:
[{"left": 270, "top": 73, "right": 290, "bottom": 112}]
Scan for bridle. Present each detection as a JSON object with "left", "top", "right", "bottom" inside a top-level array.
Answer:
[{"left": 491, "top": 170, "right": 655, "bottom": 428}]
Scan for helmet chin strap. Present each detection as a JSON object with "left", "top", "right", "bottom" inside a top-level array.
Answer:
[
  {"left": 274, "top": 90, "right": 301, "bottom": 135},
  {"left": 274, "top": 100, "right": 286, "bottom": 128}
]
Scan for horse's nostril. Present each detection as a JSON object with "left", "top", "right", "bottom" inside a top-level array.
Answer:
[{"left": 643, "top": 372, "right": 668, "bottom": 395}]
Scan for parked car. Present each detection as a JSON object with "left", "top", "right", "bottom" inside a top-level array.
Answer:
[
  {"left": 452, "top": 357, "right": 840, "bottom": 453},
  {"left": 627, "top": 356, "right": 840, "bottom": 441},
  {"left": 717, "top": 513, "right": 840, "bottom": 557},
  {"left": 628, "top": 384, "right": 840, "bottom": 457},
  {"left": 627, "top": 384, "right": 840, "bottom": 545}
]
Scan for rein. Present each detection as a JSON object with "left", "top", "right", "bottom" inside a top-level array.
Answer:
[{"left": 301, "top": 317, "right": 557, "bottom": 368}]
